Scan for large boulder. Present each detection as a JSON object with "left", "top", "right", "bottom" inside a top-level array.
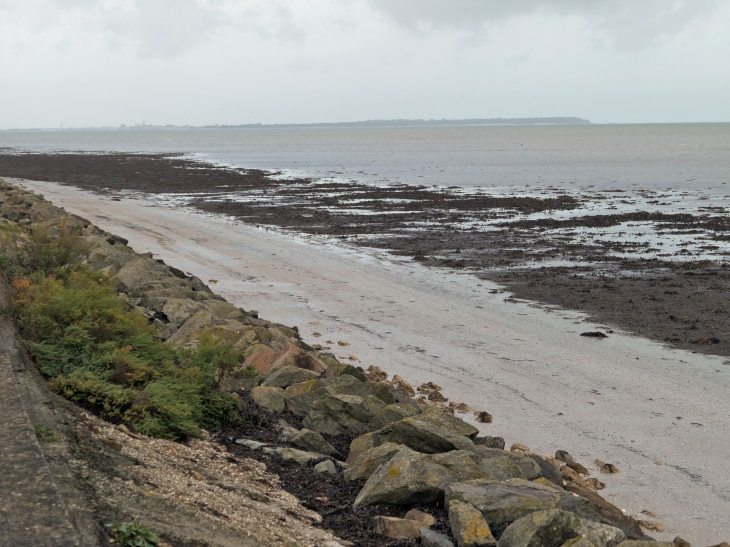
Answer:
[
  {"left": 166, "top": 310, "right": 213, "bottom": 347},
  {"left": 284, "top": 379, "right": 328, "bottom": 416},
  {"left": 251, "top": 386, "right": 286, "bottom": 413},
  {"left": 321, "top": 360, "right": 368, "bottom": 382},
  {"left": 291, "top": 429, "right": 341, "bottom": 458},
  {"left": 369, "top": 417, "right": 476, "bottom": 454},
  {"left": 372, "top": 516, "right": 422, "bottom": 540},
  {"left": 244, "top": 347, "right": 281, "bottom": 376},
  {"left": 417, "top": 406, "right": 480, "bottom": 439},
  {"left": 475, "top": 447, "right": 542, "bottom": 481},
  {"left": 364, "top": 402, "right": 423, "bottom": 433},
  {"left": 160, "top": 298, "right": 203, "bottom": 326},
  {"left": 302, "top": 393, "right": 385, "bottom": 436},
  {"left": 115, "top": 258, "right": 173, "bottom": 292},
  {"left": 262, "top": 365, "right": 320, "bottom": 388},
  {"left": 269, "top": 345, "right": 327, "bottom": 375},
  {"left": 496, "top": 509, "right": 583, "bottom": 547},
  {"left": 448, "top": 500, "right": 497, "bottom": 547},
  {"left": 353, "top": 449, "right": 526, "bottom": 510},
  {"left": 344, "top": 442, "right": 405, "bottom": 482},
  {"left": 564, "top": 483, "right": 646, "bottom": 538},
  {"left": 444, "top": 480, "right": 562, "bottom": 528},
  {"left": 268, "top": 447, "right": 330, "bottom": 468},
  {"left": 353, "top": 447, "right": 459, "bottom": 509}
]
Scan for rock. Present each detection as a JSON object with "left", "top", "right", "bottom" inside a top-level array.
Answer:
[
  {"left": 421, "top": 528, "right": 456, "bottom": 547},
  {"left": 364, "top": 403, "right": 422, "bottom": 433},
  {"left": 431, "top": 451, "right": 526, "bottom": 482},
  {"left": 448, "top": 500, "right": 497, "bottom": 547},
  {"left": 303, "top": 393, "right": 384, "bottom": 436},
  {"left": 166, "top": 310, "right": 213, "bottom": 347},
  {"left": 353, "top": 447, "right": 458, "bottom": 509},
  {"left": 529, "top": 456, "right": 563, "bottom": 487},
  {"left": 404, "top": 509, "right": 436, "bottom": 527},
  {"left": 321, "top": 361, "right": 368, "bottom": 382},
  {"left": 496, "top": 509, "right": 582, "bottom": 547},
  {"left": 244, "top": 347, "right": 281, "bottom": 376},
  {"left": 276, "top": 448, "right": 329, "bottom": 467},
  {"left": 250, "top": 386, "right": 286, "bottom": 412},
  {"left": 510, "top": 443, "right": 530, "bottom": 453},
  {"left": 616, "top": 543, "right": 675, "bottom": 547},
  {"left": 417, "top": 406, "right": 480, "bottom": 439},
  {"left": 583, "top": 478, "right": 605, "bottom": 490},
  {"left": 391, "top": 375, "right": 416, "bottom": 397},
  {"left": 268, "top": 345, "right": 327, "bottom": 376},
  {"left": 601, "top": 463, "right": 620, "bottom": 474},
  {"left": 706, "top": 544, "right": 730, "bottom": 547},
  {"left": 234, "top": 439, "right": 267, "bottom": 450},
  {"left": 444, "top": 480, "right": 562, "bottom": 528},
  {"left": 262, "top": 365, "right": 320, "bottom": 388},
  {"left": 278, "top": 426, "right": 299, "bottom": 443},
  {"left": 559, "top": 491, "right": 601, "bottom": 522},
  {"left": 475, "top": 447, "right": 541, "bottom": 480},
  {"left": 474, "top": 437, "right": 506, "bottom": 450},
  {"left": 313, "top": 460, "right": 337, "bottom": 475},
  {"left": 476, "top": 411, "right": 493, "bottom": 423},
  {"left": 672, "top": 538, "right": 690, "bottom": 547},
  {"left": 292, "top": 429, "right": 341, "bottom": 458},
  {"left": 372, "top": 516, "right": 422, "bottom": 540},
  {"left": 284, "top": 379, "right": 327, "bottom": 415},
  {"left": 343, "top": 442, "right": 403, "bottom": 482},
  {"left": 377, "top": 417, "right": 476, "bottom": 454},
  {"left": 578, "top": 520, "right": 627, "bottom": 547},
  {"left": 563, "top": 483, "right": 645, "bottom": 539},
  {"left": 555, "top": 450, "right": 573, "bottom": 463},
  {"left": 566, "top": 460, "right": 590, "bottom": 476},
  {"left": 560, "top": 539, "right": 597, "bottom": 547},
  {"left": 115, "top": 257, "right": 173, "bottom": 292}
]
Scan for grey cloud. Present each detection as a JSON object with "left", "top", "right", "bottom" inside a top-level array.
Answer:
[
  {"left": 0, "top": 0, "right": 304, "bottom": 58},
  {"left": 367, "top": 0, "right": 721, "bottom": 49}
]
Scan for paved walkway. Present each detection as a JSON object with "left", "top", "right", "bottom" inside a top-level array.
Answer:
[{"left": 0, "top": 317, "right": 80, "bottom": 547}]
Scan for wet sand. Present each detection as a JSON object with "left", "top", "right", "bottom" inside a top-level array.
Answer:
[{"left": 13, "top": 178, "right": 730, "bottom": 544}]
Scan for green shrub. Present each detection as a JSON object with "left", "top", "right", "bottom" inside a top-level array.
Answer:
[
  {"left": 0, "top": 220, "right": 88, "bottom": 279},
  {"left": 13, "top": 270, "right": 241, "bottom": 440},
  {"left": 34, "top": 424, "right": 58, "bottom": 442},
  {"left": 106, "top": 522, "right": 158, "bottom": 547}
]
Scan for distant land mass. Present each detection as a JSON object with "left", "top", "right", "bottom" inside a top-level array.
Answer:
[{"left": 1, "top": 117, "right": 591, "bottom": 132}]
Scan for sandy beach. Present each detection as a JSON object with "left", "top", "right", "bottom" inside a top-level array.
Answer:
[{"left": 14, "top": 178, "right": 730, "bottom": 544}]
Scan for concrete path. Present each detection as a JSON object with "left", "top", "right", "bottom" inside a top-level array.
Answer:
[
  {"left": 15, "top": 178, "right": 730, "bottom": 545},
  {"left": 0, "top": 316, "right": 80, "bottom": 547}
]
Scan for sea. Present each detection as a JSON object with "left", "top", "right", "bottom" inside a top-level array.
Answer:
[
  {"left": 3, "top": 123, "right": 730, "bottom": 263},
  {"left": 1, "top": 123, "right": 729, "bottom": 193}
]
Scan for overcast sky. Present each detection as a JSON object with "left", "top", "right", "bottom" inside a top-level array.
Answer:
[{"left": 1, "top": 0, "right": 729, "bottom": 128}]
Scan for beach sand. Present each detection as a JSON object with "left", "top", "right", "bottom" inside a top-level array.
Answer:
[{"left": 15, "top": 178, "right": 730, "bottom": 544}]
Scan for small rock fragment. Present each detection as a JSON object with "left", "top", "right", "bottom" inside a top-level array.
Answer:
[
  {"left": 566, "top": 460, "right": 590, "bottom": 475},
  {"left": 313, "top": 460, "right": 337, "bottom": 475},
  {"left": 448, "top": 500, "right": 496, "bottom": 547},
  {"left": 601, "top": 463, "right": 620, "bottom": 474},
  {"left": 191, "top": 471, "right": 205, "bottom": 481},
  {"left": 510, "top": 443, "right": 530, "bottom": 453},
  {"left": 337, "top": 341, "right": 350, "bottom": 346},
  {"left": 475, "top": 411, "right": 493, "bottom": 423},
  {"left": 672, "top": 537, "right": 691, "bottom": 547},
  {"left": 420, "top": 528, "right": 455, "bottom": 547},
  {"left": 372, "top": 516, "right": 421, "bottom": 540},
  {"left": 404, "top": 509, "right": 436, "bottom": 527}
]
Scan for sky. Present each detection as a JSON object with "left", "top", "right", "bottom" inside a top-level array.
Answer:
[{"left": 1, "top": 0, "right": 729, "bottom": 128}]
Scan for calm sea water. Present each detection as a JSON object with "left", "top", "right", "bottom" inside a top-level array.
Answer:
[{"left": 1, "top": 123, "right": 729, "bottom": 193}]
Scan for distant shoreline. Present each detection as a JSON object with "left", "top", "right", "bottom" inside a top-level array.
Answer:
[{"left": 0, "top": 116, "right": 591, "bottom": 133}]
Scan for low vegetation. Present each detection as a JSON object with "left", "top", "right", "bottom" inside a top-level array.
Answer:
[{"left": 1, "top": 221, "right": 242, "bottom": 440}]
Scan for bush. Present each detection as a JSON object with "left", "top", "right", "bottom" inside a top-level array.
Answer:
[
  {"left": 0, "top": 220, "right": 88, "bottom": 279},
  {"left": 13, "top": 270, "right": 241, "bottom": 439},
  {"left": 106, "top": 522, "right": 158, "bottom": 547}
]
